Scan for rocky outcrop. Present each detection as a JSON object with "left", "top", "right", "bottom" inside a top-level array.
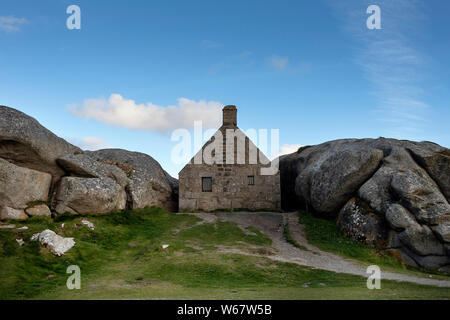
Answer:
[
  {"left": 86, "top": 149, "right": 177, "bottom": 211},
  {"left": 358, "top": 147, "right": 450, "bottom": 222},
  {"left": 433, "top": 222, "right": 450, "bottom": 243},
  {"left": 406, "top": 145, "right": 450, "bottom": 202},
  {"left": 0, "top": 106, "right": 81, "bottom": 179},
  {"left": 295, "top": 145, "right": 383, "bottom": 215},
  {"left": 56, "top": 153, "right": 130, "bottom": 187},
  {"left": 0, "top": 106, "right": 179, "bottom": 218},
  {"left": 281, "top": 138, "right": 450, "bottom": 271},
  {"left": 0, "top": 157, "right": 52, "bottom": 219},
  {"left": 54, "top": 153, "right": 131, "bottom": 214},
  {"left": 54, "top": 177, "right": 127, "bottom": 214}
]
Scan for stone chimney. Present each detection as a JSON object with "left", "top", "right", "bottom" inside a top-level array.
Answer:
[{"left": 222, "top": 105, "right": 237, "bottom": 127}]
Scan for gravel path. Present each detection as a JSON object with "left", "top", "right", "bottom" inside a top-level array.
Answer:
[{"left": 181, "top": 211, "right": 450, "bottom": 288}]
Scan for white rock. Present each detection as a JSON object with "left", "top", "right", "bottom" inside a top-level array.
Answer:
[
  {"left": 16, "top": 238, "right": 25, "bottom": 246},
  {"left": 162, "top": 244, "right": 169, "bottom": 249},
  {"left": 32, "top": 229, "right": 75, "bottom": 256},
  {"left": 17, "top": 226, "right": 29, "bottom": 230},
  {"left": 30, "top": 233, "right": 40, "bottom": 241},
  {"left": 81, "top": 219, "right": 95, "bottom": 230},
  {"left": 0, "top": 224, "right": 16, "bottom": 229}
]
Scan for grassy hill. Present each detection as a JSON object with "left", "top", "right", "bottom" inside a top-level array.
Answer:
[{"left": 0, "top": 207, "right": 449, "bottom": 300}]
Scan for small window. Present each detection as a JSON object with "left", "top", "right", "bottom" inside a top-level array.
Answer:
[
  {"left": 202, "top": 177, "right": 212, "bottom": 192},
  {"left": 248, "top": 175, "right": 254, "bottom": 185}
]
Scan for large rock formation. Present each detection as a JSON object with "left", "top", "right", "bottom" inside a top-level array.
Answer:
[
  {"left": 54, "top": 149, "right": 178, "bottom": 213},
  {"left": 54, "top": 177, "right": 127, "bottom": 214},
  {"left": 56, "top": 153, "right": 130, "bottom": 187},
  {"left": 86, "top": 149, "right": 177, "bottom": 212},
  {"left": 295, "top": 144, "right": 383, "bottom": 216},
  {"left": 0, "top": 106, "right": 81, "bottom": 179},
  {"left": 281, "top": 138, "right": 450, "bottom": 271},
  {"left": 0, "top": 157, "right": 52, "bottom": 219},
  {"left": 0, "top": 106, "right": 178, "bottom": 219}
]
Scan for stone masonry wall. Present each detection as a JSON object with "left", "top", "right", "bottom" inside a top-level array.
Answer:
[
  {"left": 179, "top": 105, "right": 281, "bottom": 212},
  {"left": 179, "top": 163, "right": 280, "bottom": 211}
]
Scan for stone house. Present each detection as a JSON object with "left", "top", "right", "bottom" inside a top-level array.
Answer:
[{"left": 179, "top": 105, "right": 281, "bottom": 211}]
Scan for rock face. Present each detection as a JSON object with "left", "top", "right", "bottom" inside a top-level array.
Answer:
[
  {"left": 337, "top": 197, "right": 387, "bottom": 247},
  {"left": 0, "top": 106, "right": 81, "bottom": 179},
  {"left": 295, "top": 144, "right": 383, "bottom": 215},
  {"left": 407, "top": 146, "right": 450, "bottom": 202},
  {"left": 54, "top": 177, "right": 127, "bottom": 214},
  {"left": 86, "top": 149, "right": 177, "bottom": 211},
  {"left": 0, "top": 157, "right": 52, "bottom": 218},
  {"left": 0, "top": 106, "right": 179, "bottom": 218},
  {"left": 57, "top": 153, "right": 130, "bottom": 187},
  {"left": 281, "top": 138, "right": 450, "bottom": 271}
]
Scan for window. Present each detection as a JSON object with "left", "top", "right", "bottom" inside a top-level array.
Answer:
[
  {"left": 248, "top": 175, "right": 254, "bottom": 185},
  {"left": 202, "top": 177, "right": 212, "bottom": 192}
]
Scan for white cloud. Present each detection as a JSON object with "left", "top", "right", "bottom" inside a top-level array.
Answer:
[
  {"left": 270, "top": 144, "right": 302, "bottom": 160},
  {"left": 267, "top": 55, "right": 289, "bottom": 70},
  {"left": 68, "top": 136, "right": 113, "bottom": 151},
  {"left": 329, "top": 0, "right": 430, "bottom": 138},
  {"left": 69, "top": 94, "right": 223, "bottom": 133},
  {"left": 0, "top": 16, "right": 27, "bottom": 32}
]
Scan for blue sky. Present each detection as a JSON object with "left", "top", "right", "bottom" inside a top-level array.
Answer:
[{"left": 1, "top": 0, "right": 449, "bottom": 177}]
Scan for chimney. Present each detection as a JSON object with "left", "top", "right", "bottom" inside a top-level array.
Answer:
[{"left": 222, "top": 105, "right": 237, "bottom": 127}]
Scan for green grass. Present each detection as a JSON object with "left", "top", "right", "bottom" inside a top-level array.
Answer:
[
  {"left": 35, "top": 253, "right": 450, "bottom": 300},
  {"left": 0, "top": 207, "right": 199, "bottom": 299},
  {"left": 177, "top": 221, "right": 272, "bottom": 246},
  {"left": 298, "top": 210, "right": 450, "bottom": 279},
  {"left": 0, "top": 207, "right": 449, "bottom": 300}
]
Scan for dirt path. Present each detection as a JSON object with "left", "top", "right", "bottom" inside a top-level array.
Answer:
[{"left": 181, "top": 211, "right": 450, "bottom": 288}]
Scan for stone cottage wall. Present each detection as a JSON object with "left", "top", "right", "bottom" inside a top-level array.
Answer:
[{"left": 179, "top": 163, "right": 280, "bottom": 211}]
